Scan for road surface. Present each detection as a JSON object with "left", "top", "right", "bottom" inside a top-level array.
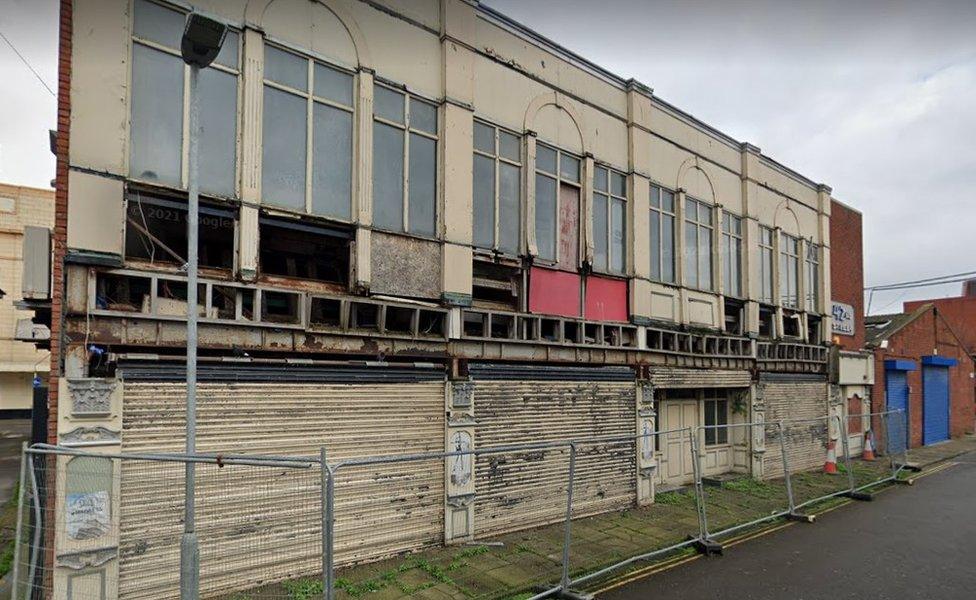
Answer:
[{"left": 601, "top": 452, "right": 976, "bottom": 600}]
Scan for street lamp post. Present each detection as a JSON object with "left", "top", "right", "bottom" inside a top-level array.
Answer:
[{"left": 179, "top": 13, "right": 227, "bottom": 600}]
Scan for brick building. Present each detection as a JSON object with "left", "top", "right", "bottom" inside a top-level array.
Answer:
[
  {"left": 828, "top": 199, "right": 873, "bottom": 455},
  {"left": 0, "top": 183, "right": 54, "bottom": 416},
  {"left": 866, "top": 303, "right": 975, "bottom": 450},
  {"left": 904, "top": 281, "right": 976, "bottom": 356}
]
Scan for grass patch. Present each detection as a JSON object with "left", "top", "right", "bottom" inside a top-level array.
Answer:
[
  {"left": 654, "top": 491, "right": 693, "bottom": 506},
  {"left": 0, "top": 482, "right": 20, "bottom": 578},
  {"left": 721, "top": 477, "right": 781, "bottom": 499}
]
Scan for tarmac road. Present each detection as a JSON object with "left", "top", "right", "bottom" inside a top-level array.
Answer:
[{"left": 601, "top": 452, "right": 976, "bottom": 600}]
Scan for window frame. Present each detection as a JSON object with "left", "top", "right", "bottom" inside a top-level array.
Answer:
[
  {"left": 779, "top": 232, "right": 800, "bottom": 309},
  {"left": 759, "top": 226, "right": 775, "bottom": 304},
  {"left": 534, "top": 142, "right": 582, "bottom": 264},
  {"left": 371, "top": 81, "right": 440, "bottom": 237},
  {"left": 649, "top": 184, "right": 677, "bottom": 284},
  {"left": 805, "top": 241, "right": 820, "bottom": 313},
  {"left": 472, "top": 119, "right": 522, "bottom": 256},
  {"left": 129, "top": 0, "right": 242, "bottom": 198},
  {"left": 592, "top": 164, "right": 628, "bottom": 275},
  {"left": 703, "top": 394, "right": 730, "bottom": 447},
  {"left": 261, "top": 41, "right": 357, "bottom": 220},
  {"left": 683, "top": 197, "right": 714, "bottom": 291},
  {"left": 721, "top": 211, "right": 743, "bottom": 299}
]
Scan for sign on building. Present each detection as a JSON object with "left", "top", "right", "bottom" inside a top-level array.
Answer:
[{"left": 832, "top": 301, "right": 855, "bottom": 336}]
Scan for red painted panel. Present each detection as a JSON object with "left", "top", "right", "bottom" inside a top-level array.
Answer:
[
  {"left": 584, "top": 276, "right": 628, "bottom": 322},
  {"left": 529, "top": 267, "right": 581, "bottom": 317}
]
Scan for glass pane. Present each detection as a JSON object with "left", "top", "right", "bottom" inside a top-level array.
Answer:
[
  {"left": 314, "top": 63, "right": 353, "bottom": 106},
  {"left": 199, "top": 68, "right": 238, "bottom": 198},
  {"left": 594, "top": 167, "right": 608, "bottom": 192},
  {"left": 762, "top": 249, "right": 773, "bottom": 302},
  {"left": 761, "top": 227, "right": 772, "bottom": 246},
  {"left": 264, "top": 45, "right": 307, "bottom": 90},
  {"left": 684, "top": 221, "right": 698, "bottom": 287},
  {"left": 408, "top": 133, "right": 436, "bottom": 236},
  {"left": 662, "top": 189, "right": 675, "bottom": 213},
  {"left": 662, "top": 215, "right": 675, "bottom": 283},
  {"left": 473, "top": 122, "right": 495, "bottom": 154},
  {"left": 611, "top": 171, "right": 626, "bottom": 197},
  {"left": 374, "top": 85, "right": 404, "bottom": 124},
  {"left": 732, "top": 238, "right": 741, "bottom": 297},
  {"left": 535, "top": 174, "right": 557, "bottom": 260},
  {"left": 133, "top": 0, "right": 183, "bottom": 49},
  {"left": 700, "top": 226, "right": 712, "bottom": 290},
  {"left": 130, "top": 44, "right": 183, "bottom": 186},
  {"left": 592, "top": 193, "right": 608, "bottom": 270},
  {"left": 649, "top": 212, "right": 661, "bottom": 280},
  {"left": 611, "top": 198, "right": 625, "bottom": 273},
  {"left": 780, "top": 253, "right": 789, "bottom": 305},
  {"left": 409, "top": 98, "right": 438, "bottom": 135},
  {"left": 650, "top": 185, "right": 660, "bottom": 209},
  {"left": 536, "top": 144, "right": 557, "bottom": 174},
  {"left": 261, "top": 86, "right": 307, "bottom": 210},
  {"left": 722, "top": 213, "right": 731, "bottom": 232},
  {"left": 722, "top": 236, "right": 732, "bottom": 297},
  {"left": 560, "top": 154, "right": 580, "bottom": 183},
  {"left": 700, "top": 202, "right": 712, "bottom": 226},
  {"left": 472, "top": 154, "right": 495, "bottom": 249},
  {"left": 498, "top": 163, "right": 520, "bottom": 254},
  {"left": 733, "top": 215, "right": 742, "bottom": 236},
  {"left": 499, "top": 131, "right": 520, "bottom": 162},
  {"left": 214, "top": 30, "right": 239, "bottom": 69},
  {"left": 686, "top": 198, "right": 697, "bottom": 220},
  {"left": 312, "top": 103, "right": 353, "bottom": 219},
  {"left": 372, "top": 122, "right": 404, "bottom": 231}
]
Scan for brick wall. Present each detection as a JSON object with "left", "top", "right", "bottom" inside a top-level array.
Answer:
[
  {"left": 871, "top": 307, "right": 976, "bottom": 449},
  {"left": 829, "top": 200, "right": 865, "bottom": 350},
  {"left": 904, "top": 295, "right": 976, "bottom": 355}
]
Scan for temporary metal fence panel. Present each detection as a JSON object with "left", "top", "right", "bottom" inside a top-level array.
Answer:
[
  {"left": 472, "top": 380, "right": 637, "bottom": 536},
  {"left": 885, "top": 370, "right": 910, "bottom": 454}
]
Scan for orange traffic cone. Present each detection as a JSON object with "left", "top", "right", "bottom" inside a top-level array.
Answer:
[
  {"left": 862, "top": 429, "right": 876, "bottom": 461},
  {"left": 823, "top": 439, "right": 838, "bottom": 474}
]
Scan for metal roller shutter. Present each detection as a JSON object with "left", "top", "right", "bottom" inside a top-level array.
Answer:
[
  {"left": 471, "top": 368, "right": 637, "bottom": 536},
  {"left": 647, "top": 367, "right": 751, "bottom": 389},
  {"left": 922, "top": 366, "right": 950, "bottom": 445},
  {"left": 760, "top": 376, "right": 829, "bottom": 478},
  {"left": 118, "top": 376, "right": 445, "bottom": 599},
  {"left": 885, "top": 370, "right": 910, "bottom": 454}
]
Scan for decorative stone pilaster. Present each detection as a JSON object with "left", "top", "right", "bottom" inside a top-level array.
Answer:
[
  {"left": 445, "top": 380, "right": 476, "bottom": 543},
  {"left": 637, "top": 381, "right": 657, "bottom": 505},
  {"left": 751, "top": 382, "right": 766, "bottom": 479}
]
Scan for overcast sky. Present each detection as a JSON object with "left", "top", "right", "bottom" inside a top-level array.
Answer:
[{"left": 1, "top": 0, "right": 973, "bottom": 314}]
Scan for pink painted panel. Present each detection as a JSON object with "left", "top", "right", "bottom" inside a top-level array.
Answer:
[
  {"left": 584, "top": 276, "right": 628, "bottom": 322},
  {"left": 529, "top": 267, "right": 581, "bottom": 317}
]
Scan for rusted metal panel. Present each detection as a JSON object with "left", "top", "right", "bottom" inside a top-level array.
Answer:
[
  {"left": 118, "top": 380, "right": 445, "bottom": 599},
  {"left": 473, "top": 379, "right": 637, "bottom": 536},
  {"left": 370, "top": 231, "right": 441, "bottom": 299},
  {"left": 760, "top": 379, "right": 829, "bottom": 478},
  {"left": 648, "top": 367, "right": 751, "bottom": 389}
]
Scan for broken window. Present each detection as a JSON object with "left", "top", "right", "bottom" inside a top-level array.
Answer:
[
  {"left": 261, "top": 290, "right": 301, "bottom": 324},
  {"left": 758, "top": 305, "right": 776, "bottom": 338},
  {"left": 95, "top": 273, "right": 151, "bottom": 312},
  {"left": 649, "top": 185, "right": 676, "bottom": 284},
  {"left": 724, "top": 298, "right": 744, "bottom": 335},
  {"left": 534, "top": 143, "right": 580, "bottom": 267},
  {"left": 262, "top": 44, "right": 354, "bottom": 218},
  {"left": 472, "top": 261, "right": 521, "bottom": 311},
  {"left": 683, "top": 197, "right": 713, "bottom": 290},
  {"left": 721, "top": 212, "right": 743, "bottom": 298},
  {"left": 807, "top": 314, "right": 822, "bottom": 344},
  {"left": 125, "top": 192, "right": 236, "bottom": 270},
  {"left": 782, "top": 309, "right": 801, "bottom": 338},
  {"left": 592, "top": 165, "right": 627, "bottom": 274},
  {"left": 130, "top": 0, "right": 239, "bottom": 196},
  {"left": 372, "top": 84, "right": 438, "bottom": 235},
  {"left": 259, "top": 216, "right": 350, "bottom": 285},
  {"left": 473, "top": 120, "right": 522, "bottom": 255}
]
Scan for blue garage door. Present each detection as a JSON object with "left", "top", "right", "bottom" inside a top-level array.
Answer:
[
  {"left": 922, "top": 365, "right": 950, "bottom": 445},
  {"left": 885, "top": 370, "right": 909, "bottom": 454}
]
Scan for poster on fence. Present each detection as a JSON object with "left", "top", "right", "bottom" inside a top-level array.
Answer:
[{"left": 66, "top": 491, "right": 111, "bottom": 540}]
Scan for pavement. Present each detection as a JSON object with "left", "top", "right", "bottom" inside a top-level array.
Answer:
[{"left": 600, "top": 450, "right": 976, "bottom": 600}]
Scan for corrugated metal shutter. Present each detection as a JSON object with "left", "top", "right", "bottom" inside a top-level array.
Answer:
[
  {"left": 472, "top": 372, "right": 636, "bottom": 536},
  {"left": 922, "top": 366, "right": 950, "bottom": 445},
  {"left": 761, "top": 378, "right": 828, "bottom": 478},
  {"left": 648, "top": 367, "right": 751, "bottom": 388},
  {"left": 118, "top": 378, "right": 445, "bottom": 599},
  {"left": 885, "top": 370, "right": 909, "bottom": 454}
]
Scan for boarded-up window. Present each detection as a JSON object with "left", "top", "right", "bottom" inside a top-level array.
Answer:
[
  {"left": 528, "top": 267, "right": 580, "bottom": 317},
  {"left": 535, "top": 143, "right": 580, "bottom": 268},
  {"left": 584, "top": 275, "right": 628, "bottom": 322},
  {"left": 848, "top": 395, "right": 863, "bottom": 434}
]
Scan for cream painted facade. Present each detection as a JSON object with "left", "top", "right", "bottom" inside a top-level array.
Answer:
[
  {"left": 65, "top": 0, "right": 833, "bottom": 341},
  {"left": 0, "top": 183, "right": 52, "bottom": 412}
]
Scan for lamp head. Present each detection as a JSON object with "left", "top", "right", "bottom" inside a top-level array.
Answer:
[{"left": 181, "top": 12, "right": 227, "bottom": 68}]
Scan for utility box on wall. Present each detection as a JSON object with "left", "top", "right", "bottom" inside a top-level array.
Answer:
[{"left": 22, "top": 225, "right": 51, "bottom": 300}]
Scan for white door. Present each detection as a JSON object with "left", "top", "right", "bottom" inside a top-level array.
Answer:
[{"left": 660, "top": 399, "right": 699, "bottom": 486}]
